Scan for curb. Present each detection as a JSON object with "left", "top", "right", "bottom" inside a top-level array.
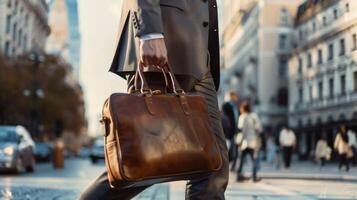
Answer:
[{"left": 258, "top": 173, "right": 357, "bottom": 182}]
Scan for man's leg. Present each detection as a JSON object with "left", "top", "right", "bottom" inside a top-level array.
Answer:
[
  {"left": 237, "top": 149, "right": 247, "bottom": 177},
  {"left": 78, "top": 171, "right": 150, "bottom": 200},
  {"left": 287, "top": 147, "right": 292, "bottom": 168},
  {"left": 228, "top": 137, "right": 234, "bottom": 162},
  {"left": 282, "top": 147, "right": 288, "bottom": 168},
  {"left": 79, "top": 75, "right": 160, "bottom": 200},
  {"left": 185, "top": 72, "right": 229, "bottom": 200},
  {"left": 247, "top": 149, "right": 257, "bottom": 180},
  {"left": 230, "top": 139, "right": 239, "bottom": 171},
  {"left": 320, "top": 158, "right": 325, "bottom": 168},
  {"left": 339, "top": 154, "right": 344, "bottom": 170}
]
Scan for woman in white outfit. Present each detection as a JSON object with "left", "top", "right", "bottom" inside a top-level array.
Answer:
[
  {"left": 315, "top": 135, "right": 331, "bottom": 168},
  {"left": 236, "top": 101, "right": 262, "bottom": 182},
  {"left": 334, "top": 125, "right": 353, "bottom": 171}
]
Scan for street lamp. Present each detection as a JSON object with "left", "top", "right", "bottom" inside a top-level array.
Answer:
[{"left": 27, "top": 51, "right": 44, "bottom": 138}]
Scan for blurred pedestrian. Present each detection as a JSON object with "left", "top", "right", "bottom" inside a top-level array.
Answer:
[
  {"left": 236, "top": 101, "right": 262, "bottom": 182},
  {"left": 221, "top": 111, "right": 232, "bottom": 141},
  {"left": 347, "top": 128, "right": 357, "bottom": 165},
  {"left": 222, "top": 91, "right": 240, "bottom": 171},
  {"left": 279, "top": 126, "right": 296, "bottom": 169},
  {"left": 266, "top": 134, "right": 277, "bottom": 164},
  {"left": 334, "top": 125, "right": 353, "bottom": 171},
  {"left": 315, "top": 135, "right": 331, "bottom": 169}
]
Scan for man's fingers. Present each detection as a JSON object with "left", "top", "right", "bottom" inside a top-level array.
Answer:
[
  {"left": 142, "top": 54, "right": 155, "bottom": 67},
  {"left": 142, "top": 54, "right": 167, "bottom": 67},
  {"left": 157, "top": 55, "right": 168, "bottom": 68},
  {"left": 140, "top": 38, "right": 168, "bottom": 67}
]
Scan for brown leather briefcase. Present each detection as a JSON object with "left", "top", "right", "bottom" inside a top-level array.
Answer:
[{"left": 101, "top": 64, "right": 222, "bottom": 188}]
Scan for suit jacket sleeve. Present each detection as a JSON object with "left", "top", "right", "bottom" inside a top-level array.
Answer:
[{"left": 134, "top": 0, "right": 164, "bottom": 37}]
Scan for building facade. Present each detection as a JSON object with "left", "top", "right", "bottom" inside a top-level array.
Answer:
[
  {"left": 0, "top": 0, "right": 50, "bottom": 56},
  {"left": 289, "top": 0, "right": 357, "bottom": 159},
  {"left": 46, "top": 0, "right": 81, "bottom": 78},
  {"left": 221, "top": 0, "right": 301, "bottom": 134}
]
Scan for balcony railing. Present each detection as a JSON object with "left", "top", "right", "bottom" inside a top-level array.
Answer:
[{"left": 294, "top": 91, "right": 357, "bottom": 111}]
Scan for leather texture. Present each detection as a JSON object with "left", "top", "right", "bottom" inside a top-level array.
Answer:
[
  {"left": 109, "top": 0, "right": 220, "bottom": 90},
  {"left": 102, "top": 65, "right": 222, "bottom": 188}
]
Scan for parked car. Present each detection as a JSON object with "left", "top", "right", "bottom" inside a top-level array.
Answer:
[
  {"left": 0, "top": 126, "right": 36, "bottom": 173},
  {"left": 78, "top": 146, "right": 91, "bottom": 158},
  {"left": 90, "top": 138, "right": 104, "bottom": 163},
  {"left": 34, "top": 142, "right": 53, "bottom": 162}
]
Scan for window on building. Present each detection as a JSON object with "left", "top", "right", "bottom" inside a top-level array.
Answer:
[
  {"left": 312, "top": 21, "right": 316, "bottom": 32},
  {"left": 279, "top": 58, "right": 288, "bottom": 78},
  {"left": 279, "top": 34, "right": 287, "bottom": 49},
  {"left": 329, "top": 78, "right": 334, "bottom": 98},
  {"left": 299, "top": 30, "right": 303, "bottom": 40},
  {"left": 340, "top": 38, "right": 345, "bottom": 56},
  {"left": 354, "top": 72, "right": 357, "bottom": 92},
  {"left": 6, "top": 15, "right": 11, "bottom": 34},
  {"left": 340, "top": 75, "right": 346, "bottom": 95},
  {"left": 14, "top": 0, "right": 18, "bottom": 14},
  {"left": 328, "top": 43, "right": 334, "bottom": 60},
  {"left": 318, "top": 81, "right": 323, "bottom": 100},
  {"left": 280, "top": 8, "right": 289, "bottom": 25},
  {"left": 323, "top": 16, "right": 327, "bottom": 26},
  {"left": 346, "top": 3, "right": 350, "bottom": 12},
  {"left": 12, "top": 23, "right": 17, "bottom": 42},
  {"left": 299, "top": 87, "right": 303, "bottom": 103},
  {"left": 307, "top": 53, "right": 312, "bottom": 68},
  {"left": 309, "top": 85, "right": 313, "bottom": 102},
  {"left": 5, "top": 41, "right": 10, "bottom": 57},
  {"left": 277, "top": 88, "right": 288, "bottom": 106},
  {"left": 352, "top": 34, "right": 357, "bottom": 51},
  {"left": 333, "top": 8, "right": 338, "bottom": 19},
  {"left": 298, "top": 57, "right": 303, "bottom": 74},
  {"left": 7, "top": 0, "right": 11, "bottom": 7},
  {"left": 318, "top": 49, "right": 323, "bottom": 64},
  {"left": 18, "top": 29, "right": 22, "bottom": 46},
  {"left": 23, "top": 34, "right": 27, "bottom": 51},
  {"left": 25, "top": 14, "right": 29, "bottom": 26},
  {"left": 12, "top": 47, "right": 16, "bottom": 56}
]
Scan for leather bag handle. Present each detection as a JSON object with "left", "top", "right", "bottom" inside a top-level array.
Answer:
[
  {"left": 134, "top": 63, "right": 191, "bottom": 115},
  {"left": 161, "top": 64, "right": 185, "bottom": 95},
  {"left": 134, "top": 63, "right": 186, "bottom": 95}
]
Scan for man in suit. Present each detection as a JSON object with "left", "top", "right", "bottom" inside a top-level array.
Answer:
[
  {"left": 79, "top": 0, "right": 229, "bottom": 199},
  {"left": 222, "top": 92, "right": 239, "bottom": 170}
]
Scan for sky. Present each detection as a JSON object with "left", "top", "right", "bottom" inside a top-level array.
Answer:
[{"left": 78, "top": 0, "right": 125, "bottom": 136}]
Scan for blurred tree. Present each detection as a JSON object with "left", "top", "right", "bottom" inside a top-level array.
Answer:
[{"left": 0, "top": 54, "right": 86, "bottom": 139}]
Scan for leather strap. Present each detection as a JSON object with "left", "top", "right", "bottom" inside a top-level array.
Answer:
[
  {"left": 134, "top": 63, "right": 191, "bottom": 116},
  {"left": 134, "top": 64, "right": 171, "bottom": 94},
  {"left": 161, "top": 64, "right": 185, "bottom": 95},
  {"left": 134, "top": 64, "right": 151, "bottom": 94}
]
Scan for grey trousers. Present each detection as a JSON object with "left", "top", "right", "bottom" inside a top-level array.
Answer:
[{"left": 78, "top": 72, "right": 229, "bottom": 200}]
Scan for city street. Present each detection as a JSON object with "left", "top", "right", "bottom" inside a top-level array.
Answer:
[{"left": 0, "top": 159, "right": 357, "bottom": 200}]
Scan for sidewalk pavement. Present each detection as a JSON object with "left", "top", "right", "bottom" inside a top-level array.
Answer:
[
  {"left": 134, "top": 161, "right": 357, "bottom": 200},
  {"left": 236, "top": 160, "right": 357, "bottom": 182},
  {"left": 168, "top": 161, "right": 357, "bottom": 199}
]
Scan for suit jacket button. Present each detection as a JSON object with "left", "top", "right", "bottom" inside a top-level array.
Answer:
[{"left": 202, "top": 21, "right": 209, "bottom": 27}]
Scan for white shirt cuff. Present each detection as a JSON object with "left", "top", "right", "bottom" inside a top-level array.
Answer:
[{"left": 140, "top": 33, "right": 164, "bottom": 41}]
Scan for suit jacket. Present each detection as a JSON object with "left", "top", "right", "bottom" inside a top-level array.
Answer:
[
  {"left": 222, "top": 102, "right": 238, "bottom": 139},
  {"left": 109, "top": 0, "right": 220, "bottom": 90}
]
